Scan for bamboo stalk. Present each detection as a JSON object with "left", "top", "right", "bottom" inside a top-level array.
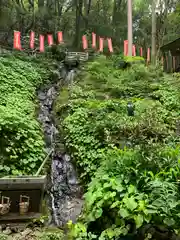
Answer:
[{"left": 35, "top": 148, "right": 53, "bottom": 176}]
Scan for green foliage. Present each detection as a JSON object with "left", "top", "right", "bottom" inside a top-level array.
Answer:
[
  {"left": 47, "top": 44, "right": 67, "bottom": 61},
  {"left": 124, "top": 56, "right": 145, "bottom": 64},
  {"left": 39, "top": 231, "right": 64, "bottom": 240},
  {"left": 0, "top": 234, "right": 7, "bottom": 240},
  {"left": 0, "top": 56, "right": 50, "bottom": 176},
  {"left": 55, "top": 57, "right": 180, "bottom": 239}
]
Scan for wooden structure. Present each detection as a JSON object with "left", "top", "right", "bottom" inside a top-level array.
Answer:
[
  {"left": 0, "top": 175, "right": 46, "bottom": 222},
  {"left": 160, "top": 38, "right": 180, "bottom": 73},
  {"left": 65, "top": 52, "right": 89, "bottom": 62}
]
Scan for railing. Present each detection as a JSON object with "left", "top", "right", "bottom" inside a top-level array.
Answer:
[{"left": 65, "top": 52, "right": 89, "bottom": 62}]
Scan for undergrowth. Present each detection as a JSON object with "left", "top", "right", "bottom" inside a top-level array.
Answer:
[
  {"left": 0, "top": 55, "right": 51, "bottom": 176},
  {"left": 55, "top": 55, "right": 180, "bottom": 239}
]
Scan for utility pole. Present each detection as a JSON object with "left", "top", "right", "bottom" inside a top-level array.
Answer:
[
  {"left": 151, "top": 0, "right": 156, "bottom": 65},
  {"left": 127, "top": 0, "right": 133, "bottom": 56}
]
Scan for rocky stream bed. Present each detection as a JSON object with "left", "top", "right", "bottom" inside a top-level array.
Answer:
[{"left": 37, "top": 64, "right": 83, "bottom": 227}]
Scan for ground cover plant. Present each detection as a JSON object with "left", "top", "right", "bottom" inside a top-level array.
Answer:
[
  {"left": 54, "top": 56, "right": 180, "bottom": 239},
  {"left": 0, "top": 55, "right": 51, "bottom": 176}
]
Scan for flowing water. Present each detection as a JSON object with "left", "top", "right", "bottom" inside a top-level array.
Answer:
[{"left": 37, "top": 64, "right": 83, "bottom": 227}]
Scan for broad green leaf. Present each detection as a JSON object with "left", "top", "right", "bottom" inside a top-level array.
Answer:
[
  {"left": 94, "top": 208, "right": 103, "bottom": 219},
  {"left": 119, "top": 208, "right": 130, "bottom": 218},
  {"left": 163, "top": 218, "right": 175, "bottom": 226},
  {"left": 134, "top": 214, "right": 144, "bottom": 228},
  {"left": 128, "top": 185, "right": 136, "bottom": 194},
  {"left": 110, "top": 201, "right": 120, "bottom": 209},
  {"left": 124, "top": 196, "right": 138, "bottom": 211}
]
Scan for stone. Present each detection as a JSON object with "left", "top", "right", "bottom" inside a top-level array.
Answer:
[
  {"left": 13, "top": 233, "right": 22, "bottom": 240},
  {"left": 21, "top": 228, "right": 33, "bottom": 237},
  {"left": 3, "top": 227, "right": 12, "bottom": 235},
  {"left": 38, "top": 92, "right": 46, "bottom": 100},
  {"left": 10, "top": 226, "right": 19, "bottom": 233},
  {"left": 0, "top": 224, "right": 6, "bottom": 231},
  {"left": 58, "top": 198, "right": 84, "bottom": 225}
]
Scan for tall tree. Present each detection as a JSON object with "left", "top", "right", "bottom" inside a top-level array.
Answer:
[
  {"left": 151, "top": 0, "right": 156, "bottom": 64},
  {"left": 74, "top": 0, "right": 83, "bottom": 48},
  {"left": 127, "top": 0, "right": 133, "bottom": 56}
]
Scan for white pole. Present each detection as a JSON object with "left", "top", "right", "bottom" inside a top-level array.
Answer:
[
  {"left": 151, "top": 0, "right": 156, "bottom": 65},
  {"left": 127, "top": 0, "right": 133, "bottom": 56}
]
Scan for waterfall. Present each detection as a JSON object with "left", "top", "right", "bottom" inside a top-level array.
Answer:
[{"left": 37, "top": 64, "right": 83, "bottom": 227}]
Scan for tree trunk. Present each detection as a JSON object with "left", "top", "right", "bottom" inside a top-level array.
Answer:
[
  {"left": 127, "top": 0, "right": 132, "bottom": 56},
  {"left": 38, "top": 0, "right": 44, "bottom": 8},
  {"left": 73, "top": 0, "right": 83, "bottom": 49},
  {"left": 84, "top": 0, "right": 91, "bottom": 28},
  {"left": 151, "top": 0, "right": 156, "bottom": 65}
]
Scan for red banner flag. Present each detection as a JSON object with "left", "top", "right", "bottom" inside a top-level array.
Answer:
[
  {"left": 57, "top": 31, "right": 63, "bottom": 43},
  {"left": 124, "top": 40, "right": 128, "bottom": 56},
  {"left": 82, "top": 35, "right": 88, "bottom": 49},
  {"left": 147, "top": 48, "right": 150, "bottom": 63},
  {"left": 99, "top": 37, "right": 104, "bottom": 52},
  {"left": 107, "top": 38, "right": 113, "bottom": 52},
  {"left": 30, "top": 31, "right": 35, "bottom": 49},
  {"left": 132, "top": 45, "right": 136, "bottom": 56},
  {"left": 39, "top": 35, "right": 44, "bottom": 52},
  {"left": 47, "top": 34, "right": 53, "bottom": 45},
  {"left": 92, "top": 32, "right": 96, "bottom": 48},
  {"left": 140, "top": 47, "right": 143, "bottom": 56},
  {"left": 13, "top": 31, "right": 22, "bottom": 50}
]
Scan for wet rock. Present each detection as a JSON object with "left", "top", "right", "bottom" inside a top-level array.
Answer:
[
  {"left": 58, "top": 198, "right": 84, "bottom": 224},
  {"left": 38, "top": 92, "right": 46, "bottom": 101},
  {"left": 10, "top": 226, "right": 19, "bottom": 233},
  {"left": 37, "top": 65, "right": 83, "bottom": 227},
  {"left": 21, "top": 228, "right": 32, "bottom": 237},
  {"left": 3, "top": 227, "right": 12, "bottom": 235},
  {"left": 0, "top": 224, "right": 6, "bottom": 231}
]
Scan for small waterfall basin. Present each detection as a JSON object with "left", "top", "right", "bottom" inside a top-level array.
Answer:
[{"left": 0, "top": 175, "right": 46, "bottom": 222}]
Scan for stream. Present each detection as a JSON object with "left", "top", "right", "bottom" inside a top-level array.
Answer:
[{"left": 37, "top": 63, "right": 83, "bottom": 227}]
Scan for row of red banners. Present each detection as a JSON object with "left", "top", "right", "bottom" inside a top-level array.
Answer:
[
  {"left": 13, "top": 31, "right": 114, "bottom": 53},
  {"left": 13, "top": 31, "right": 151, "bottom": 61},
  {"left": 124, "top": 40, "right": 151, "bottom": 62}
]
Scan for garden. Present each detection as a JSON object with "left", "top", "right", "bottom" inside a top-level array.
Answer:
[
  {"left": 1, "top": 52, "right": 180, "bottom": 239},
  {"left": 54, "top": 55, "right": 180, "bottom": 239}
]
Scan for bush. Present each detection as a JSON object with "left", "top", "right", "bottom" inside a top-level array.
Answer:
[{"left": 0, "top": 56, "right": 50, "bottom": 176}]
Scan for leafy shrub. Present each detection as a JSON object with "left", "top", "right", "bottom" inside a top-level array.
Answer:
[
  {"left": 47, "top": 44, "right": 67, "bottom": 61},
  {"left": 39, "top": 231, "right": 64, "bottom": 240},
  {"left": 0, "top": 56, "right": 50, "bottom": 176}
]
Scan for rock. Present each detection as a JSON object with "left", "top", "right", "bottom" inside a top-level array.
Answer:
[
  {"left": 21, "top": 228, "right": 33, "bottom": 237},
  {"left": 58, "top": 198, "right": 84, "bottom": 225},
  {"left": 3, "top": 227, "right": 12, "bottom": 235},
  {"left": 0, "top": 224, "right": 6, "bottom": 231},
  {"left": 47, "top": 87, "right": 55, "bottom": 97},
  {"left": 10, "top": 226, "right": 19, "bottom": 233},
  {"left": 13, "top": 233, "right": 22, "bottom": 240},
  {"left": 64, "top": 154, "right": 71, "bottom": 162},
  {"left": 38, "top": 92, "right": 46, "bottom": 101}
]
